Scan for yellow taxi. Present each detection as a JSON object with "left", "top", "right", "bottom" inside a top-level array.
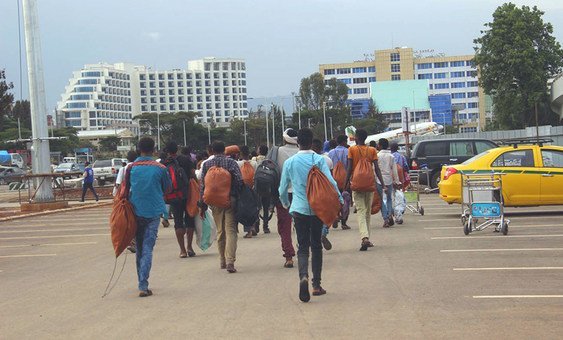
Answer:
[{"left": 439, "top": 143, "right": 563, "bottom": 207}]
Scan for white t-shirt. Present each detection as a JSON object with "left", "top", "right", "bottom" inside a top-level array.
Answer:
[
  {"left": 196, "top": 155, "right": 215, "bottom": 181},
  {"left": 237, "top": 159, "right": 257, "bottom": 170},
  {"left": 322, "top": 154, "right": 333, "bottom": 170},
  {"left": 112, "top": 163, "right": 132, "bottom": 196}
]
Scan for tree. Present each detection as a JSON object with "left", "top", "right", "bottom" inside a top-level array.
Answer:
[
  {"left": 0, "top": 69, "right": 14, "bottom": 131},
  {"left": 474, "top": 3, "right": 563, "bottom": 129},
  {"left": 98, "top": 136, "right": 120, "bottom": 152},
  {"left": 10, "top": 100, "right": 31, "bottom": 130}
]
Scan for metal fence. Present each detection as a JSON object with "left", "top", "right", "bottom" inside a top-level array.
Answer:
[{"left": 412, "top": 125, "right": 563, "bottom": 146}]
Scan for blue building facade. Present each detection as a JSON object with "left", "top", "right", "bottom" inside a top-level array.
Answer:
[
  {"left": 429, "top": 94, "right": 452, "bottom": 126},
  {"left": 348, "top": 99, "right": 371, "bottom": 119}
]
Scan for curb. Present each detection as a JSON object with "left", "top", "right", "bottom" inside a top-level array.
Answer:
[{"left": 0, "top": 200, "right": 113, "bottom": 222}]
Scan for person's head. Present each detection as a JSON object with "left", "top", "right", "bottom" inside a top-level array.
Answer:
[
  {"left": 240, "top": 145, "right": 250, "bottom": 159},
  {"left": 369, "top": 140, "right": 377, "bottom": 149},
  {"left": 378, "top": 138, "right": 389, "bottom": 150},
  {"left": 312, "top": 138, "right": 323, "bottom": 154},
  {"left": 390, "top": 142, "right": 399, "bottom": 153},
  {"left": 337, "top": 134, "right": 348, "bottom": 146},
  {"left": 283, "top": 128, "right": 298, "bottom": 145},
  {"left": 258, "top": 145, "right": 268, "bottom": 156},
  {"left": 180, "top": 146, "right": 190, "bottom": 156},
  {"left": 212, "top": 141, "right": 225, "bottom": 155},
  {"left": 329, "top": 139, "right": 338, "bottom": 150},
  {"left": 297, "top": 128, "right": 314, "bottom": 150},
  {"left": 165, "top": 141, "right": 178, "bottom": 155},
  {"left": 206, "top": 144, "right": 213, "bottom": 155},
  {"left": 250, "top": 150, "right": 258, "bottom": 158},
  {"left": 126, "top": 150, "right": 138, "bottom": 163},
  {"left": 84, "top": 161, "right": 90, "bottom": 167},
  {"left": 138, "top": 137, "right": 155, "bottom": 156},
  {"left": 355, "top": 129, "right": 368, "bottom": 145}
]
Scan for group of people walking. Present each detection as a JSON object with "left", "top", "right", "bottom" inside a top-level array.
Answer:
[{"left": 122, "top": 127, "right": 408, "bottom": 302}]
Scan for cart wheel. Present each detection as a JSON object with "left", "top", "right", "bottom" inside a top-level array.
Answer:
[
  {"left": 501, "top": 221, "right": 508, "bottom": 235},
  {"left": 419, "top": 207, "right": 424, "bottom": 216},
  {"left": 461, "top": 215, "right": 467, "bottom": 226},
  {"left": 464, "top": 218, "right": 472, "bottom": 235}
]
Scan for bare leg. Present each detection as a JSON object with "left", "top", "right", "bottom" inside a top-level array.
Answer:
[
  {"left": 186, "top": 228, "right": 195, "bottom": 254},
  {"left": 175, "top": 228, "right": 187, "bottom": 257}
]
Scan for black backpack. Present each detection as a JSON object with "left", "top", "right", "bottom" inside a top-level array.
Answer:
[
  {"left": 236, "top": 184, "right": 259, "bottom": 226},
  {"left": 164, "top": 158, "right": 188, "bottom": 204},
  {"left": 254, "top": 146, "right": 280, "bottom": 199}
]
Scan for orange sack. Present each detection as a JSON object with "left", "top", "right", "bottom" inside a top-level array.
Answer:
[
  {"left": 203, "top": 166, "right": 232, "bottom": 208},
  {"left": 350, "top": 156, "right": 375, "bottom": 192},
  {"left": 332, "top": 161, "right": 347, "bottom": 191},
  {"left": 109, "top": 170, "right": 137, "bottom": 257},
  {"left": 307, "top": 166, "right": 341, "bottom": 226},
  {"left": 371, "top": 190, "right": 381, "bottom": 215},
  {"left": 185, "top": 178, "right": 200, "bottom": 218}
]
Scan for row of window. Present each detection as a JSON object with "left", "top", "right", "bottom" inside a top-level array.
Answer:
[
  {"left": 433, "top": 82, "right": 481, "bottom": 91},
  {"left": 417, "top": 71, "right": 477, "bottom": 80},
  {"left": 139, "top": 72, "right": 245, "bottom": 81},
  {"left": 94, "top": 103, "right": 132, "bottom": 112},
  {"left": 203, "top": 61, "right": 246, "bottom": 72},
  {"left": 141, "top": 94, "right": 245, "bottom": 104},
  {"left": 140, "top": 103, "right": 248, "bottom": 113},
  {"left": 416, "top": 60, "right": 475, "bottom": 69},
  {"left": 324, "top": 66, "right": 376, "bottom": 75},
  {"left": 140, "top": 80, "right": 246, "bottom": 89},
  {"left": 88, "top": 112, "right": 132, "bottom": 119}
]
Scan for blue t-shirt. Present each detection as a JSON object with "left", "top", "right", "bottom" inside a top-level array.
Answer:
[{"left": 84, "top": 168, "right": 94, "bottom": 184}]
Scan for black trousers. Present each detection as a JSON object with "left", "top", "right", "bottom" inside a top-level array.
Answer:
[
  {"left": 81, "top": 182, "right": 98, "bottom": 201},
  {"left": 254, "top": 195, "right": 271, "bottom": 232},
  {"left": 293, "top": 212, "right": 323, "bottom": 288},
  {"left": 170, "top": 199, "right": 195, "bottom": 229}
]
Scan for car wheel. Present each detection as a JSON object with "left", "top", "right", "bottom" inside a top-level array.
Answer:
[{"left": 430, "top": 171, "right": 440, "bottom": 189}]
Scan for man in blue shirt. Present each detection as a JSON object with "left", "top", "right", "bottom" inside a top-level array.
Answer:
[
  {"left": 328, "top": 135, "right": 351, "bottom": 230},
  {"left": 80, "top": 162, "right": 98, "bottom": 202},
  {"left": 128, "top": 137, "right": 171, "bottom": 297},
  {"left": 279, "top": 128, "right": 342, "bottom": 303}
]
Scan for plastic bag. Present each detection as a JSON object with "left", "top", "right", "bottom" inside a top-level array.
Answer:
[
  {"left": 194, "top": 210, "right": 217, "bottom": 251},
  {"left": 393, "top": 190, "right": 406, "bottom": 220}
]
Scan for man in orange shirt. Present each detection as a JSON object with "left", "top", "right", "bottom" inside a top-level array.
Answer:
[{"left": 345, "top": 129, "right": 385, "bottom": 251}]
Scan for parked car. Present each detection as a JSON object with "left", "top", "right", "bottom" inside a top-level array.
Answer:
[
  {"left": 439, "top": 143, "right": 563, "bottom": 207},
  {"left": 53, "top": 163, "right": 82, "bottom": 179},
  {"left": 0, "top": 166, "right": 26, "bottom": 184},
  {"left": 410, "top": 138, "right": 498, "bottom": 188},
  {"left": 92, "top": 158, "right": 125, "bottom": 186}
]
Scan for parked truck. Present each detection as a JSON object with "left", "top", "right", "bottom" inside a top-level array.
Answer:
[{"left": 0, "top": 151, "right": 25, "bottom": 168}]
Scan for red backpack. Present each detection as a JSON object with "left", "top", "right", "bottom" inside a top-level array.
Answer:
[{"left": 164, "top": 158, "right": 188, "bottom": 203}]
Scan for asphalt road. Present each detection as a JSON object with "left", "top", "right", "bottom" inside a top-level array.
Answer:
[{"left": 1, "top": 195, "right": 562, "bottom": 339}]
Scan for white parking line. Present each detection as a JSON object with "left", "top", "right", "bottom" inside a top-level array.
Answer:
[
  {"left": 426, "top": 224, "right": 563, "bottom": 230},
  {"left": 0, "top": 242, "right": 98, "bottom": 249},
  {"left": 0, "top": 254, "right": 57, "bottom": 258},
  {"left": 431, "top": 234, "right": 563, "bottom": 240},
  {"left": 441, "top": 248, "right": 563, "bottom": 253},
  {"left": 0, "top": 227, "right": 107, "bottom": 234},
  {"left": 0, "top": 233, "right": 109, "bottom": 240},
  {"left": 473, "top": 295, "right": 563, "bottom": 299},
  {"left": 454, "top": 267, "right": 563, "bottom": 271}
]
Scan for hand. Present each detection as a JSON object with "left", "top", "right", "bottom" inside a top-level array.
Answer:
[{"left": 383, "top": 186, "right": 388, "bottom": 193}]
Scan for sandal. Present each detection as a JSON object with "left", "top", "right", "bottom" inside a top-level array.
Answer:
[
  {"left": 139, "top": 289, "right": 153, "bottom": 297},
  {"left": 312, "top": 286, "right": 326, "bottom": 296},
  {"left": 243, "top": 232, "right": 253, "bottom": 238},
  {"left": 187, "top": 250, "right": 196, "bottom": 257},
  {"left": 179, "top": 253, "right": 187, "bottom": 258}
]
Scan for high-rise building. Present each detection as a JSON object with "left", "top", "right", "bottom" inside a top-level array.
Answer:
[
  {"left": 56, "top": 57, "right": 248, "bottom": 131},
  {"left": 319, "top": 47, "right": 486, "bottom": 132}
]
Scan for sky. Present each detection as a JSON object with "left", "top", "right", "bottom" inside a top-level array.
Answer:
[{"left": 1, "top": 0, "right": 562, "bottom": 112}]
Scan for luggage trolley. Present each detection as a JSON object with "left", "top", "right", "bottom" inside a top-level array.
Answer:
[
  {"left": 460, "top": 172, "right": 509, "bottom": 235},
  {"left": 404, "top": 169, "right": 428, "bottom": 215}
]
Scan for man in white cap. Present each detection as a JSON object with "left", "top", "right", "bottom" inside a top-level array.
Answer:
[{"left": 270, "top": 128, "right": 299, "bottom": 268}]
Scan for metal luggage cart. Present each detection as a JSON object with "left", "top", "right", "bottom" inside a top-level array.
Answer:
[
  {"left": 460, "top": 172, "right": 509, "bottom": 235},
  {"left": 404, "top": 169, "right": 428, "bottom": 215}
]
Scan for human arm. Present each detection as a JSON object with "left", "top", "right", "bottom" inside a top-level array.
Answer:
[
  {"left": 161, "top": 166, "right": 172, "bottom": 194},
  {"left": 373, "top": 161, "right": 386, "bottom": 192},
  {"left": 278, "top": 161, "right": 291, "bottom": 209},
  {"left": 345, "top": 160, "right": 353, "bottom": 191}
]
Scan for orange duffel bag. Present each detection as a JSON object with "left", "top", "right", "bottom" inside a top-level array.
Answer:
[
  {"left": 185, "top": 178, "right": 200, "bottom": 218},
  {"left": 350, "top": 149, "right": 375, "bottom": 192},
  {"left": 307, "top": 161, "right": 341, "bottom": 226},
  {"left": 203, "top": 166, "right": 232, "bottom": 208},
  {"left": 371, "top": 190, "right": 382, "bottom": 215}
]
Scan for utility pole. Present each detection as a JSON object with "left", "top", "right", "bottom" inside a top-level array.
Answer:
[
  {"left": 157, "top": 112, "right": 160, "bottom": 150},
  {"left": 243, "top": 119, "right": 247, "bottom": 145},
  {"left": 183, "top": 119, "right": 187, "bottom": 147},
  {"left": 271, "top": 103, "right": 276, "bottom": 146},
  {"left": 329, "top": 117, "right": 333, "bottom": 140},
  {"left": 535, "top": 101, "right": 539, "bottom": 144},
  {"left": 322, "top": 102, "right": 328, "bottom": 141},
  {"left": 22, "top": 0, "right": 53, "bottom": 201},
  {"left": 207, "top": 123, "right": 211, "bottom": 145}
]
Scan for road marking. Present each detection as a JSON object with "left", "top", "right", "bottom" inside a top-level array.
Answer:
[
  {"left": 454, "top": 267, "right": 563, "bottom": 271},
  {"left": 0, "top": 227, "right": 107, "bottom": 234},
  {"left": 441, "top": 248, "right": 563, "bottom": 253},
  {"left": 0, "top": 222, "right": 107, "bottom": 229},
  {"left": 431, "top": 234, "right": 563, "bottom": 240},
  {"left": 473, "top": 295, "right": 563, "bottom": 299},
  {"left": 0, "top": 242, "right": 98, "bottom": 249},
  {"left": 0, "top": 254, "right": 57, "bottom": 258},
  {"left": 426, "top": 224, "right": 563, "bottom": 230},
  {"left": 0, "top": 233, "right": 109, "bottom": 240},
  {"left": 423, "top": 218, "right": 458, "bottom": 222}
]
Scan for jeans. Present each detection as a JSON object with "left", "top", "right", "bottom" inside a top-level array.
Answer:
[
  {"left": 81, "top": 182, "right": 98, "bottom": 201},
  {"left": 276, "top": 197, "right": 296, "bottom": 259},
  {"left": 293, "top": 213, "right": 323, "bottom": 288},
  {"left": 352, "top": 191, "right": 373, "bottom": 239},
  {"left": 377, "top": 183, "right": 394, "bottom": 221},
  {"left": 135, "top": 216, "right": 160, "bottom": 291}
]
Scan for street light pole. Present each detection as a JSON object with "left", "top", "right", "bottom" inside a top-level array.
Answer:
[
  {"left": 329, "top": 117, "right": 333, "bottom": 140},
  {"left": 243, "top": 119, "right": 247, "bottom": 145},
  {"left": 207, "top": 123, "right": 211, "bottom": 145},
  {"left": 308, "top": 118, "right": 312, "bottom": 128},
  {"left": 183, "top": 119, "right": 187, "bottom": 147},
  {"left": 271, "top": 103, "right": 276, "bottom": 146},
  {"left": 322, "top": 102, "right": 328, "bottom": 141},
  {"left": 157, "top": 112, "right": 161, "bottom": 150}
]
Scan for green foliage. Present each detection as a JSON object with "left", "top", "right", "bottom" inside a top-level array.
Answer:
[
  {"left": 474, "top": 3, "right": 563, "bottom": 129},
  {"left": 298, "top": 72, "right": 349, "bottom": 111},
  {"left": 0, "top": 69, "right": 15, "bottom": 131},
  {"left": 49, "top": 127, "right": 82, "bottom": 156},
  {"left": 10, "top": 100, "right": 31, "bottom": 130},
  {"left": 98, "top": 136, "right": 120, "bottom": 152}
]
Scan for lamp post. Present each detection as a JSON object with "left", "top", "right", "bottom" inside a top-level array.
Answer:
[
  {"left": 329, "top": 117, "right": 333, "bottom": 140},
  {"left": 182, "top": 119, "right": 187, "bottom": 147},
  {"left": 308, "top": 118, "right": 312, "bottom": 128},
  {"left": 156, "top": 111, "right": 161, "bottom": 150},
  {"left": 243, "top": 119, "right": 247, "bottom": 145},
  {"left": 322, "top": 102, "right": 328, "bottom": 141},
  {"left": 271, "top": 103, "right": 276, "bottom": 146},
  {"left": 207, "top": 123, "right": 211, "bottom": 145}
]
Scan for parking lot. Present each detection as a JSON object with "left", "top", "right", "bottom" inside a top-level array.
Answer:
[{"left": 0, "top": 194, "right": 561, "bottom": 339}]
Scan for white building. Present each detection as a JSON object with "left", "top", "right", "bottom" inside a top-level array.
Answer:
[{"left": 56, "top": 58, "right": 248, "bottom": 131}]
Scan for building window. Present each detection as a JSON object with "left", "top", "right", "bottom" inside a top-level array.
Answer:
[
  {"left": 468, "top": 102, "right": 478, "bottom": 108},
  {"left": 429, "top": 84, "right": 433, "bottom": 90},
  {"left": 391, "top": 64, "right": 401, "bottom": 73},
  {"left": 434, "top": 62, "right": 448, "bottom": 68},
  {"left": 368, "top": 66, "right": 376, "bottom": 72},
  {"left": 467, "top": 81, "right": 479, "bottom": 87},
  {"left": 390, "top": 53, "right": 400, "bottom": 62},
  {"left": 353, "top": 77, "right": 367, "bottom": 84},
  {"left": 451, "top": 92, "right": 466, "bottom": 99},
  {"left": 417, "top": 73, "right": 432, "bottom": 80},
  {"left": 451, "top": 71, "right": 465, "bottom": 78},
  {"left": 466, "top": 60, "right": 476, "bottom": 67},
  {"left": 417, "top": 63, "right": 432, "bottom": 69},
  {"left": 467, "top": 70, "right": 477, "bottom": 77},
  {"left": 467, "top": 92, "right": 479, "bottom": 98},
  {"left": 353, "top": 88, "right": 368, "bottom": 94},
  {"left": 337, "top": 68, "right": 350, "bottom": 74},
  {"left": 340, "top": 78, "right": 352, "bottom": 84},
  {"left": 352, "top": 67, "right": 367, "bottom": 73},
  {"left": 450, "top": 61, "right": 465, "bottom": 67},
  {"left": 324, "top": 69, "right": 335, "bottom": 75},
  {"left": 451, "top": 82, "right": 466, "bottom": 88},
  {"left": 391, "top": 74, "right": 401, "bottom": 81},
  {"left": 435, "top": 83, "right": 449, "bottom": 89},
  {"left": 368, "top": 77, "right": 376, "bottom": 82},
  {"left": 434, "top": 72, "right": 447, "bottom": 79}
]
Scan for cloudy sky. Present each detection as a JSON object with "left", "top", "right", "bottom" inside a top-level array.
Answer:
[{"left": 1, "top": 0, "right": 562, "bottom": 111}]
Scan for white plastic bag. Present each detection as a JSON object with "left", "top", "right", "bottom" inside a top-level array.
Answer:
[
  {"left": 393, "top": 190, "right": 406, "bottom": 220},
  {"left": 194, "top": 210, "right": 217, "bottom": 251}
]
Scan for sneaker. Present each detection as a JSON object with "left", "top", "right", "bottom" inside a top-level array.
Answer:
[
  {"left": 396, "top": 218, "right": 403, "bottom": 225},
  {"left": 341, "top": 223, "right": 351, "bottom": 230},
  {"left": 139, "top": 289, "right": 153, "bottom": 297},
  {"left": 284, "top": 259, "right": 294, "bottom": 268},
  {"left": 162, "top": 219, "right": 170, "bottom": 228},
  {"left": 263, "top": 227, "right": 271, "bottom": 234},
  {"left": 382, "top": 220, "right": 390, "bottom": 228},
  {"left": 226, "top": 263, "right": 237, "bottom": 273},
  {"left": 312, "top": 286, "right": 327, "bottom": 296},
  {"left": 388, "top": 216, "right": 395, "bottom": 227},
  {"left": 251, "top": 229, "right": 258, "bottom": 236},
  {"left": 299, "top": 278, "right": 310, "bottom": 302},
  {"left": 332, "top": 221, "right": 339, "bottom": 229},
  {"left": 321, "top": 235, "right": 332, "bottom": 251},
  {"left": 360, "top": 238, "right": 369, "bottom": 251}
]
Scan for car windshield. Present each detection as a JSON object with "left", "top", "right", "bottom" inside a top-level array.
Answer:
[
  {"left": 462, "top": 151, "right": 490, "bottom": 165},
  {"left": 58, "top": 163, "right": 73, "bottom": 169},
  {"left": 93, "top": 160, "right": 111, "bottom": 167}
]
